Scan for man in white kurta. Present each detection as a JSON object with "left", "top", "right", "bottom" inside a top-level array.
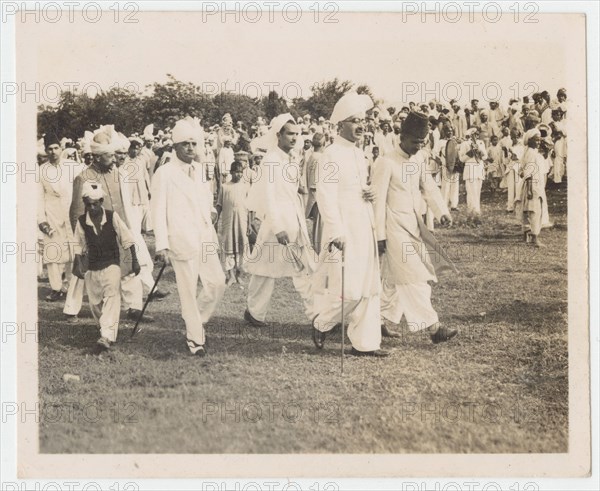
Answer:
[
  {"left": 373, "top": 111, "right": 457, "bottom": 344},
  {"left": 152, "top": 118, "right": 226, "bottom": 356},
  {"left": 311, "top": 92, "right": 388, "bottom": 357},
  {"left": 37, "top": 133, "right": 84, "bottom": 301},
  {"left": 244, "top": 114, "right": 315, "bottom": 326}
]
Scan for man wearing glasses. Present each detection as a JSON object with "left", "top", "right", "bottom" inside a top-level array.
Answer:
[{"left": 311, "top": 92, "right": 389, "bottom": 357}]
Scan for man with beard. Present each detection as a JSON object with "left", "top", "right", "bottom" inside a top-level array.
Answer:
[
  {"left": 373, "top": 111, "right": 457, "bottom": 344},
  {"left": 152, "top": 118, "right": 226, "bottom": 356},
  {"left": 63, "top": 127, "right": 152, "bottom": 322},
  {"left": 311, "top": 92, "right": 389, "bottom": 357}
]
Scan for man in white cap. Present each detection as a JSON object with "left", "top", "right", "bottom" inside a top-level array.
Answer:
[
  {"left": 311, "top": 92, "right": 389, "bottom": 357},
  {"left": 151, "top": 117, "right": 226, "bottom": 356},
  {"left": 72, "top": 182, "right": 140, "bottom": 350},
  {"left": 243, "top": 113, "right": 315, "bottom": 327},
  {"left": 373, "top": 111, "right": 457, "bottom": 344}
]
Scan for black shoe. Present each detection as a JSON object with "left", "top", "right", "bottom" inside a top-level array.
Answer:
[
  {"left": 451, "top": 207, "right": 459, "bottom": 212},
  {"left": 64, "top": 314, "right": 79, "bottom": 324},
  {"left": 127, "top": 309, "right": 154, "bottom": 322},
  {"left": 148, "top": 289, "right": 169, "bottom": 300},
  {"left": 430, "top": 326, "right": 458, "bottom": 344},
  {"left": 311, "top": 315, "right": 327, "bottom": 349},
  {"left": 381, "top": 324, "right": 401, "bottom": 338},
  {"left": 187, "top": 339, "right": 206, "bottom": 357},
  {"left": 349, "top": 348, "right": 390, "bottom": 358},
  {"left": 244, "top": 308, "right": 266, "bottom": 327},
  {"left": 45, "top": 290, "right": 64, "bottom": 302}
]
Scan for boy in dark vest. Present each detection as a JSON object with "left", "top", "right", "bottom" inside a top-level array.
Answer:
[{"left": 72, "top": 182, "right": 140, "bottom": 350}]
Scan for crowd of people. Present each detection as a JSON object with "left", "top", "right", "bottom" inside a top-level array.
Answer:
[{"left": 36, "top": 88, "right": 568, "bottom": 356}]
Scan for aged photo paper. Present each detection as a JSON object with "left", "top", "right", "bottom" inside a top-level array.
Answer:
[{"left": 2, "top": 0, "right": 596, "bottom": 486}]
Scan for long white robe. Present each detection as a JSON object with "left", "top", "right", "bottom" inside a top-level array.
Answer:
[
  {"left": 244, "top": 147, "right": 315, "bottom": 278},
  {"left": 372, "top": 148, "right": 450, "bottom": 285}
]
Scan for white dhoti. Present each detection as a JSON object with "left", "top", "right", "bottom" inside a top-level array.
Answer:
[
  {"left": 247, "top": 273, "right": 313, "bottom": 322},
  {"left": 85, "top": 264, "right": 122, "bottom": 342},
  {"left": 170, "top": 250, "right": 226, "bottom": 346},
  {"left": 380, "top": 279, "right": 438, "bottom": 331}
]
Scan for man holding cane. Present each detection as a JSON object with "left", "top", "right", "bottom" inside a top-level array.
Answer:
[{"left": 311, "top": 92, "right": 389, "bottom": 357}]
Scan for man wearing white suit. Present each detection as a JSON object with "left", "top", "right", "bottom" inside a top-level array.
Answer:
[{"left": 151, "top": 118, "right": 226, "bottom": 357}]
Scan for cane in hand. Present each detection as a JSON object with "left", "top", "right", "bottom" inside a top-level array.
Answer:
[
  {"left": 131, "top": 262, "right": 167, "bottom": 338},
  {"left": 340, "top": 246, "right": 345, "bottom": 374}
]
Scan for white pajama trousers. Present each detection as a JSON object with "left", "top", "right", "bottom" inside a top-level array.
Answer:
[
  {"left": 47, "top": 262, "right": 70, "bottom": 292},
  {"left": 247, "top": 273, "right": 314, "bottom": 322},
  {"left": 380, "top": 279, "right": 439, "bottom": 332},
  {"left": 465, "top": 179, "right": 483, "bottom": 216},
  {"left": 170, "top": 252, "right": 226, "bottom": 346},
  {"left": 85, "top": 265, "right": 122, "bottom": 342},
  {"left": 63, "top": 272, "right": 143, "bottom": 315},
  {"left": 441, "top": 169, "right": 459, "bottom": 209},
  {"left": 313, "top": 292, "right": 382, "bottom": 352}
]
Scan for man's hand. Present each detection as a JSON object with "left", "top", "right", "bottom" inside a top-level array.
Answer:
[
  {"left": 38, "top": 222, "right": 53, "bottom": 236},
  {"left": 275, "top": 231, "right": 290, "bottom": 246},
  {"left": 378, "top": 240, "right": 387, "bottom": 255},
  {"left": 211, "top": 209, "right": 219, "bottom": 225},
  {"left": 155, "top": 249, "right": 170, "bottom": 266},
  {"left": 131, "top": 259, "right": 141, "bottom": 276},
  {"left": 298, "top": 185, "right": 308, "bottom": 195},
  {"left": 440, "top": 214, "right": 453, "bottom": 227},
  {"left": 329, "top": 236, "right": 345, "bottom": 252},
  {"left": 362, "top": 187, "right": 376, "bottom": 202}
]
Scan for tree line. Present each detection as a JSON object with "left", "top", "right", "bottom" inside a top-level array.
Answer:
[{"left": 37, "top": 74, "right": 377, "bottom": 139}]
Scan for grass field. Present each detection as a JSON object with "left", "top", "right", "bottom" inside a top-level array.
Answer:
[{"left": 37, "top": 184, "right": 568, "bottom": 454}]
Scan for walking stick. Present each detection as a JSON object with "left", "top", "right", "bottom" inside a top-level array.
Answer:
[
  {"left": 340, "top": 246, "right": 345, "bottom": 374},
  {"left": 131, "top": 262, "right": 167, "bottom": 338}
]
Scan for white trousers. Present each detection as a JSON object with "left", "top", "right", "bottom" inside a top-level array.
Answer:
[
  {"left": 441, "top": 169, "right": 459, "bottom": 208},
  {"left": 85, "top": 265, "right": 121, "bottom": 342},
  {"left": 465, "top": 179, "right": 483, "bottom": 215},
  {"left": 313, "top": 292, "right": 382, "bottom": 352},
  {"left": 170, "top": 251, "right": 226, "bottom": 346},
  {"left": 47, "top": 262, "right": 70, "bottom": 292},
  {"left": 380, "top": 279, "right": 438, "bottom": 331},
  {"left": 247, "top": 273, "right": 313, "bottom": 322},
  {"left": 63, "top": 271, "right": 143, "bottom": 315}
]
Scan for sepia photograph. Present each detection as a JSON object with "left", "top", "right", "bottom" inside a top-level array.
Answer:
[{"left": 2, "top": 0, "right": 596, "bottom": 484}]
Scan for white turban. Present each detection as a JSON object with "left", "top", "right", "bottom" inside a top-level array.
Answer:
[
  {"left": 523, "top": 128, "right": 541, "bottom": 145},
  {"left": 249, "top": 113, "right": 295, "bottom": 153},
  {"left": 91, "top": 125, "right": 119, "bottom": 155},
  {"left": 81, "top": 181, "right": 105, "bottom": 200},
  {"left": 172, "top": 117, "right": 204, "bottom": 145},
  {"left": 143, "top": 123, "right": 154, "bottom": 140},
  {"left": 330, "top": 91, "right": 374, "bottom": 125},
  {"left": 115, "top": 132, "right": 131, "bottom": 152}
]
